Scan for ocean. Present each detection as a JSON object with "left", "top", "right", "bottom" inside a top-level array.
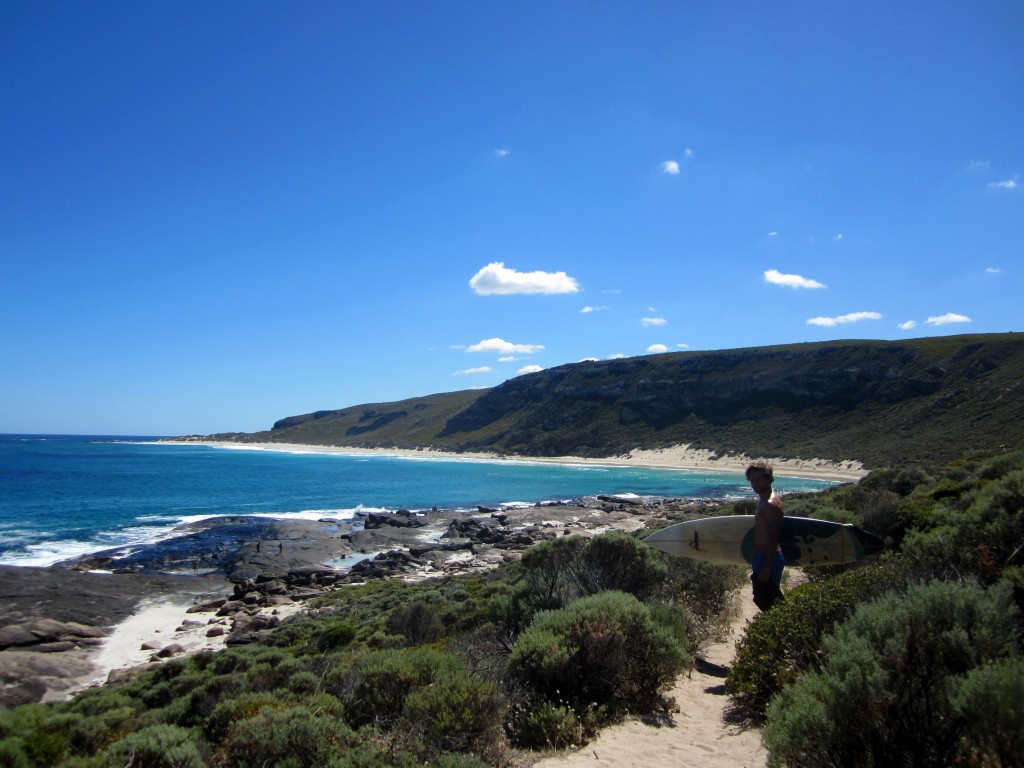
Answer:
[{"left": 0, "top": 434, "right": 838, "bottom": 568}]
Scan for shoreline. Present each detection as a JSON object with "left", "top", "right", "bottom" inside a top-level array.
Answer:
[{"left": 162, "top": 440, "right": 868, "bottom": 483}]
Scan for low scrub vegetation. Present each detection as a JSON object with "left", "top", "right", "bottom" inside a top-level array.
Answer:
[
  {"left": 3, "top": 449, "right": 1021, "bottom": 766},
  {"left": 0, "top": 532, "right": 740, "bottom": 766}
]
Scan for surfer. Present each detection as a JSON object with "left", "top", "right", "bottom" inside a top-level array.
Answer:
[{"left": 746, "top": 461, "right": 785, "bottom": 610}]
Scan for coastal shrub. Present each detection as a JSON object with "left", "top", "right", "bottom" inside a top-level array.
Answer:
[
  {"left": 728, "top": 561, "right": 912, "bottom": 720},
  {"left": 204, "top": 691, "right": 281, "bottom": 744},
  {"left": 0, "top": 704, "right": 83, "bottom": 766},
  {"left": 316, "top": 619, "right": 359, "bottom": 651},
  {"left": 508, "top": 590, "right": 688, "bottom": 721},
  {"left": 387, "top": 601, "right": 443, "bottom": 644},
  {"left": 221, "top": 704, "right": 355, "bottom": 768},
  {"left": 657, "top": 556, "right": 744, "bottom": 654},
  {"left": 510, "top": 701, "right": 586, "bottom": 750},
  {"left": 902, "top": 469, "right": 1024, "bottom": 581},
  {"left": 500, "top": 532, "right": 668, "bottom": 636},
  {"left": 762, "top": 580, "right": 1020, "bottom": 768},
  {"left": 401, "top": 667, "right": 506, "bottom": 759},
  {"left": 0, "top": 739, "right": 32, "bottom": 768},
  {"left": 951, "top": 656, "right": 1024, "bottom": 766},
  {"left": 342, "top": 646, "right": 462, "bottom": 729},
  {"left": 103, "top": 724, "right": 205, "bottom": 768}
]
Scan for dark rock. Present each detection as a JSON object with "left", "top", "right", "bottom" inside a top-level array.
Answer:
[{"left": 156, "top": 644, "right": 185, "bottom": 658}]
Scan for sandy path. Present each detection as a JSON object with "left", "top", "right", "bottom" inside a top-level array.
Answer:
[{"left": 534, "top": 596, "right": 765, "bottom": 768}]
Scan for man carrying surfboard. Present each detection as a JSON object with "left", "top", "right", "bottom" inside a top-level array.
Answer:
[{"left": 746, "top": 461, "right": 785, "bottom": 610}]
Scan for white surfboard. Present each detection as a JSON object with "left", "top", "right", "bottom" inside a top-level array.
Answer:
[{"left": 644, "top": 515, "right": 884, "bottom": 567}]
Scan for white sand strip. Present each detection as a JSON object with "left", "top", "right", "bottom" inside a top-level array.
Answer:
[{"left": 164, "top": 441, "right": 867, "bottom": 482}]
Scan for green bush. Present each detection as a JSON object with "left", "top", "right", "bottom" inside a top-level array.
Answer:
[
  {"left": 204, "top": 691, "right": 281, "bottom": 744},
  {"left": 728, "top": 561, "right": 912, "bottom": 720},
  {"left": 221, "top": 705, "right": 355, "bottom": 768},
  {"left": 510, "top": 702, "right": 586, "bottom": 750},
  {"left": 508, "top": 590, "right": 689, "bottom": 721},
  {"left": 401, "top": 667, "right": 506, "bottom": 759},
  {"left": 387, "top": 601, "right": 443, "bottom": 644},
  {"left": 902, "top": 469, "right": 1024, "bottom": 581},
  {"left": 952, "top": 656, "right": 1024, "bottom": 767},
  {"left": 763, "top": 580, "right": 1021, "bottom": 768},
  {"left": 103, "top": 724, "right": 206, "bottom": 768},
  {"left": 342, "top": 646, "right": 461, "bottom": 729}
]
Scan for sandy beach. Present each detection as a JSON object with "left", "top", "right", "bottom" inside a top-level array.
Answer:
[{"left": 166, "top": 440, "right": 868, "bottom": 483}]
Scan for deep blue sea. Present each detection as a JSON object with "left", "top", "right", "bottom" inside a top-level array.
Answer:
[{"left": 0, "top": 434, "right": 838, "bottom": 568}]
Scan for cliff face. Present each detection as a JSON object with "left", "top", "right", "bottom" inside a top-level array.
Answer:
[{"left": 213, "top": 334, "right": 1024, "bottom": 467}]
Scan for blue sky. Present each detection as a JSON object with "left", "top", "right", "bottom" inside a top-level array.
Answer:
[{"left": 2, "top": 1, "right": 1021, "bottom": 436}]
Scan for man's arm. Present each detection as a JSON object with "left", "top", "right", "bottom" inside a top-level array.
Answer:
[{"left": 757, "top": 497, "right": 783, "bottom": 582}]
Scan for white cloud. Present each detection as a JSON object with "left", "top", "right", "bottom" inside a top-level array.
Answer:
[
  {"left": 764, "top": 269, "right": 826, "bottom": 289},
  {"left": 580, "top": 305, "right": 607, "bottom": 313},
  {"left": 898, "top": 320, "right": 917, "bottom": 331},
  {"left": 607, "top": 353, "right": 626, "bottom": 359},
  {"left": 467, "top": 337, "right": 544, "bottom": 354},
  {"left": 454, "top": 366, "right": 493, "bottom": 376},
  {"left": 577, "top": 357, "right": 599, "bottom": 363},
  {"left": 684, "top": 148, "right": 694, "bottom": 159},
  {"left": 988, "top": 176, "right": 1018, "bottom": 190},
  {"left": 495, "top": 148, "right": 510, "bottom": 158},
  {"left": 661, "top": 160, "right": 680, "bottom": 176},
  {"left": 768, "top": 231, "right": 778, "bottom": 238},
  {"left": 835, "top": 233, "right": 844, "bottom": 241},
  {"left": 986, "top": 267, "right": 1002, "bottom": 274},
  {"left": 517, "top": 365, "right": 543, "bottom": 375},
  {"left": 641, "top": 317, "right": 667, "bottom": 326},
  {"left": 647, "top": 344, "right": 669, "bottom": 353},
  {"left": 806, "top": 311, "right": 882, "bottom": 327},
  {"left": 676, "top": 343, "right": 690, "bottom": 349},
  {"left": 926, "top": 313, "right": 972, "bottom": 326},
  {"left": 469, "top": 262, "right": 581, "bottom": 295},
  {"left": 497, "top": 356, "right": 518, "bottom": 362}
]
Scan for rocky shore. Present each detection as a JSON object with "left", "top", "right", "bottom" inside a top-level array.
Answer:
[{"left": 0, "top": 494, "right": 726, "bottom": 708}]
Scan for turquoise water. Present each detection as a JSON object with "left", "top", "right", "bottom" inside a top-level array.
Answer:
[{"left": 0, "top": 435, "right": 838, "bottom": 567}]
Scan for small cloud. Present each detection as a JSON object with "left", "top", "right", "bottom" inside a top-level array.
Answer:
[
  {"left": 988, "top": 176, "right": 1019, "bottom": 190},
  {"left": 607, "top": 353, "right": 626, "bottom": 359},
  {"left": 577, "top": 357, "right": 599, "bottom": 363},
  {"left": 676, "top": 343, "right": 690, "bottom": 349},
  {"left": 764, "top": 269, "right": 826, "bottom": 289},
  {"left": 647, "top": 344, "right": 669, "bottom": 353},
  {"left": 968, "top": 160, "right": 991, "bottom": 171},
  {"left": 467, "top": 338, "right": 545, "bottom": 354},
  {"left": 835, "top": 233, "right": 844, "bottom": 241},
  {"left": 497, "top": 356, "right": 518, "bottom": 362},
  {"left": 926, "top": 313, "right": 972, "bottom": 326},
  {"left": 684, "top": 148, "right": 694, "bottom": 159},
  {"left": 641, "top": 317, "right": 667, "bottom": 326},
  {"left": 469, "top": 262, "right": 581, "bottom": 295},
  {"left": 495, "top": 148, "right": 511, "bottom": 158},
  {"left": 517, "top": 365, "right": 543, "bottom": 375},
  {"left": 986, "top": 267, "right": 1002, "bottom": 274},
  {"left": 806, "top": 311, "right": 882, "bottom": 327},
  {"left": 661, "top": 160, "right": 681, "bottom": 176},
  {"left": 898, "top": 320, "right": 917, "bottom": 331},
  {"left": 454, "top": 366, "right": 494, "bottom": 376},
  {"left": 768, "top": 231, "right": 778, "bottom": 238},
  {"left": 580, "top": 305, "right": 607, "bottom": 313}
]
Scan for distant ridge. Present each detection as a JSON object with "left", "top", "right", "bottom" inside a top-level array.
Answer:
[{"left": 189, "top": 333, "right": 1024, "bottom": 468}]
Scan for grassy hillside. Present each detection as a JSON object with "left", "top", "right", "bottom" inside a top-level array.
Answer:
[{"left": 203, "top": 333, "right": 1024, "bottom": 468}]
